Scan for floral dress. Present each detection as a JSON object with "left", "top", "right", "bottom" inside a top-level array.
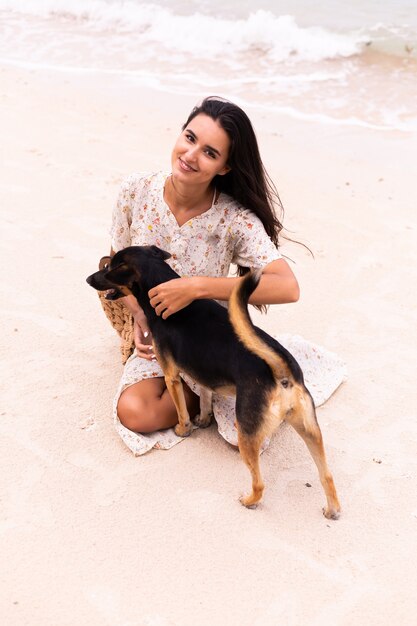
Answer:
[{"left": 110, "top": 172, "right": 346, "bottom": 455}]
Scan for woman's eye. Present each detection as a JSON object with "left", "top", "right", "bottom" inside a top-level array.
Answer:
[{"left": 184, "top": 133, "right": 215, "bottom": 158}]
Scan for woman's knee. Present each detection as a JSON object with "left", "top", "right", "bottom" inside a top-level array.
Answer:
[
  {"left": 117, "top": 380, "right": 199, "bottom": 434},
  {"left": 117, "top": 387, "right": 155, "bottom": 432}
]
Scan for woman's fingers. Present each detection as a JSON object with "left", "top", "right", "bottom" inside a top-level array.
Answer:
[
  {"left": 149, "top": 291, "right": 170, "bottom": 317},
  {"left": 136, "top": 343, "right": 157, "bottom": 361},
  {"left": 149, "top": 292, "right": 162, "bottom": 310},
  {"left": 144, "top": 290, "right": 168, "bottom": 317},
  {"left": 148, "top": 278, "right": 194, "bottom": 318},
  {"left": 154, "top": 302, "right": 169, "bottom": 317},
  {"left": 133, "top": 319, "right": 157, "bottom": 361}
]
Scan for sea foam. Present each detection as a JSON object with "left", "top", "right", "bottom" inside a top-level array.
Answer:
[{"left": 0, "top": 1, "right": 369, "bottom": 62}]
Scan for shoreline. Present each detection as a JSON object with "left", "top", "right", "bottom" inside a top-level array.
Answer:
[{"left": 0, "top": 38, "right": 417, "bottom": 134}]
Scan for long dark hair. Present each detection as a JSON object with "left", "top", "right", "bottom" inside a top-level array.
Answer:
[{"left": 183, "top": 96, "right": 284, "bottom": 279}]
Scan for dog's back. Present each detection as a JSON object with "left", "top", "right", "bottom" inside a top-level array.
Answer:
[
  {"left": 150, "top": 266, "right": 307, "bottom": 396},
  {"left": 150, "top": 296, "right": 272, "bottom": 392},
  {"left": 153, "top": 292, "right": 297, "bottom": 387}
]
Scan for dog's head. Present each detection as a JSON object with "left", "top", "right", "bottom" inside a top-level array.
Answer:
[{"left": 86, "top": 245, "right": 171, "bottom": 300}]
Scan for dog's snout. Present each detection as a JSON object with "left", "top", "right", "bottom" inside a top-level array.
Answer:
[{"left": 86, "top": 270, "right": 107, "bottom": 290}]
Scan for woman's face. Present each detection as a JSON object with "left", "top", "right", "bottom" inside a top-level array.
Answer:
[{"left": 171, "top": 113, "right": 231, "bottom": 186}]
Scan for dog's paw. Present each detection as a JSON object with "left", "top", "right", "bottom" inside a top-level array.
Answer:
[
  {"left": 239, "top": 494, "right": 259, "bottom": 509},
  {"left": 193, "top": 412, "right": 213, "bottom": 428},
  {"left": 322, "top": 506, "right": 341, "bottom": 520},
  {"left": 174, "top": 423, "right": 192, "bottom": 438}
]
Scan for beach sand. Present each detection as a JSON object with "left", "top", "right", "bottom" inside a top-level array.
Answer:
[{"left": 1, "top": 63, "right": 417, "bottom": 625}]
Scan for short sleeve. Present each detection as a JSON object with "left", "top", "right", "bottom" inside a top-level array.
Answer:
[
  {"left": 231, "top": 208, "right": 281, "bottom": 268},
  {"left": 109, "top": 175, "right": 135, "bottom": 253}
]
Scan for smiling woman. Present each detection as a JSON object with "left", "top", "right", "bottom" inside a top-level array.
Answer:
[
  {"left": 163, "top": 114, "right": 231, "bottom": 227},
  {"left": 104, "top": 96, "right": 344, "bottom": 455}
]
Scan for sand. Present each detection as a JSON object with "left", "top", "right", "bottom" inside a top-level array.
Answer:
[{"left": 1, "top": 63, "right": 417, "bottom": 626}]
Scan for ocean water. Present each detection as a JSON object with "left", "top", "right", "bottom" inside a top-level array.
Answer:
[{"left": 1, "top": 0, "right": 416, "bottom": 131}]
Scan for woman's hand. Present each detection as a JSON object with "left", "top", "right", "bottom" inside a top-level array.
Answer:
[
  {"left": 117, "top": 290, "right": 157, "bottom": 361},
  {"left": 148, "top": 277, "right": 198, "bottom": 319},
  {"left": 133, "top": 312, "right": 156, "bottom": 361}
]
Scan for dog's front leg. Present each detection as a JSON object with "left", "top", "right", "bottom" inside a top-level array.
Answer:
[
  {"left": 193, "top": 387, "right": 213, "bottom": 428},
  {"left": 163, "top": 364, "right": 193, "bottom": 438}
]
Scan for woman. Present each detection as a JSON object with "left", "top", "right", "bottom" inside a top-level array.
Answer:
[{"left": 108, "top": 96, "right": 343, "bottom": 455}]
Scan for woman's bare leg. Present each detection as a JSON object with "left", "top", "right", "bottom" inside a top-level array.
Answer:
[{"left": 117, "top": 377, "right": 200, "bottom": 433}]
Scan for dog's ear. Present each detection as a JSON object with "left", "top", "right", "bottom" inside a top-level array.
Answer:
[
  {"left": 99, "top": 256, "right": 112, "bottom": 271},
  {"left": 149, "top": 245, "right": 171, "bottom": 261},
  {"left": 106, "top": 263, "right": 135, "bottom": 287}
]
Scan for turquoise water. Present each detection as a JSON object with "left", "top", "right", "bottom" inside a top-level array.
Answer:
[{"left": 0, "top": 0, "right": 416, "bottom": 130}]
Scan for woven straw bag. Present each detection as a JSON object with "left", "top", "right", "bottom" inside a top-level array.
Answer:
[{"left": 96, "top": 256, "right": 135, "bottom": 364}]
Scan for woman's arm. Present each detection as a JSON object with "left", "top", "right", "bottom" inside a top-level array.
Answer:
[
  {"left": 195, "top": 258, "right": 299, "bottom": 304},
  {"left": 148, "top": 258, "right": 299, "bottom": 319}
]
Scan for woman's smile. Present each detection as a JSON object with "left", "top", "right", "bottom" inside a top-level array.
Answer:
[{"left": 178, "top": 157, "right": 197, "bottom": 172}]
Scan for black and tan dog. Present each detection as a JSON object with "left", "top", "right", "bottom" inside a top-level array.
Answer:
[{"left": 86, "top": 245, "right": 341, "bottom": 519}]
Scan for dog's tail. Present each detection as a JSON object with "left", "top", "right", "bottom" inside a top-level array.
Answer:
[{"left": 228, "top": 269, "right": 291, "bottom": 381}]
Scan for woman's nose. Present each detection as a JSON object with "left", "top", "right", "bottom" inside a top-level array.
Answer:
[{"left": 184, "top": 145, "right": 198, "bottom": 161}]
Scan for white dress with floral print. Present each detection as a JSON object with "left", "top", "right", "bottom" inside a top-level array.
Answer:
[{"left": 110, "top": 172, "right": 346, "bottom": 455}]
